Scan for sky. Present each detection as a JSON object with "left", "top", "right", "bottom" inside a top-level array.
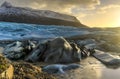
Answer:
[{"left": 0, "top": 0, "right": 120, "bottom": 28}]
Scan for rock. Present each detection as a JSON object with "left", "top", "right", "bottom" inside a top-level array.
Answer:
[
  {"left": 24, "top": 74, "right": 36, "bottom": 79},
  {"left": 25, "top": 42, "right": 47, "bottom": 62},
  {"left": 26, "top": 37, "right": 81, "bottom": 63},
  {"left": 76, "top": 39, "right": 99, "bottom": 57},
  {"left": 42, "top": 64, "right": 80, "bottom": 74},
  {"left": 3, "top": 40, "right": 36, "bottom": 60},
  {"left": 0, "top": 55, "right": 14, "bottom": 79},
  {"left": 13, "top": 62, "right": 56, "bottom": 79},
  {"left": 0, "top": 2, "right": 87, "bottom": 27},
  {"left": 0, "top": 65, "right": 14, "bottom": 79},
  {"left": 93, "top": 50, "right": 120, "bottom": 68},
  {"left": 42, "top": 37, "right": 81, "bottom": 63},
  {"left": 13, "top": 62, "right": 41, "bottom": 79},
  {"left": 3, "top": 37, "right": 92, "bottom": 63},
  {"left": 85, "top": 44, "right": 99, "bottom": 50},
  {"left": 3, "top": 41, "right": 24, "bottom": 59},
  {"left": 0, "top": 55, "right": 10, "bottom": 73}
]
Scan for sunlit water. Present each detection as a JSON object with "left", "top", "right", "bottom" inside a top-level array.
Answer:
[
  {"left": 89, "top": 58, "right": 120, "bottom": 79},
  {"left": 90, "top": 64, "right": 120, "bottom": 79},
  {"left": 55, "top": 57, "right": 120, "bottom": 79},
  {"left": 0, "top": 22, "right": 89, "bottom": 40},
  {"left": 76, "top": 57, "right": 120, "bottom": 79}
]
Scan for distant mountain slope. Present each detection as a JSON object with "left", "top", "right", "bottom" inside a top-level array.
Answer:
[{"left": 0, "top": 2, "right": 87, "bottom": 27}]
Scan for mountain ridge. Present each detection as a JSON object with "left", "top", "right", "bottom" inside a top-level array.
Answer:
[{"left": 0, "top": 2, "right": 87, "bottom": 27}]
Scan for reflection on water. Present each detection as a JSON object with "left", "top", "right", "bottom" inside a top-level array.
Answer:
[
  {"left": 84, "top": 57, "right": 120, "bottom": 79},
  {"left": 58, "top": 57, "right": 120, "bottom": 79},
  {"left": 101, "top": 67, "right": 120, "bottom": 79},
  {"left": 91, "top": 62, "right": 120, "bottom": 79}
]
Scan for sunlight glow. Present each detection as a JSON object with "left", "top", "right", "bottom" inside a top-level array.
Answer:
[{"left": 79, "top": 6, "right": 120, "bottom": 28}]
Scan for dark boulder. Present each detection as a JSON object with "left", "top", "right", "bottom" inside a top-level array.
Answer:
[
  {"left": 26, "top": 37, "right": 81, "bottom": 63},
  {"left": 3, "top": 37, "right": 92, "bottom": 63}
]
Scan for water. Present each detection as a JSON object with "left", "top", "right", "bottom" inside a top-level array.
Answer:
[
  {"left": 0, "top": 22, "right": 89, "bottom": 40},
  {"left": 86, "top": 57, "right": 120, "bottom": 79},
  {"left": 90, "top": 59, "right": 120, "bottom": 79},
  {"left": 56, "top": 57, "right": 120, "bottom": 79}
]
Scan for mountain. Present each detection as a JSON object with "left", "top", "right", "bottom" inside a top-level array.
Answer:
[{"left": 0, "top": 2, "right": 87, "bottom": 27}]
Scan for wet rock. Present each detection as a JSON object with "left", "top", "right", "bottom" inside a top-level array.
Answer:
[
  {"left": 26, "top": 37, "right": 81, "bottom": 63},
  {"left": 76, "top": 39, "right": 100, "bottom": 57},
  {"left": 77, "top": 44, "right": 94, "bottom": 59},
  {"left": 43, "top": 37, "right": 81, "bottom": 63},
  {"left": 3, "top": 40, "right": 36, "bottom": 60},
  {"left": 47, "top": 38, "right": 81, "bottom": 63},
  {"left": 93, "top": 50, "right": 120, "bottom": 68},
  {"left": 42, "top": 64, "right": 80, "bottom": 74},
  {"left": 25, "top": 42, "right": 47, "bottom": 62}
]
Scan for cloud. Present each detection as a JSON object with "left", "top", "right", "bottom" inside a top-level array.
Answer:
[
  {"left": 96, "top": 4, "right": 120, "bottom": 14},
  {"left": 31, "top": 0, "right": 100, "bottom": 11},
  {"left": 80, "top": 4, "right": 120, "bottom": 27},
  {"left": 15, "top": 0, "right": 100, "bottom": 7},
  {"left": 0, "top": 0, "right": 100, "bottom": 14},
  {"left": 100, "top": 5, "right": 120, "bottom": 10}
]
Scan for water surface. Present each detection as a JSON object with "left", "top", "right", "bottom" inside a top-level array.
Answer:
[{"left": 0, "top": 22, "right": 89, "bottom": 40}]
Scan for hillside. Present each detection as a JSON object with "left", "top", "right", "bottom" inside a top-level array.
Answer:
[{"left": 0, "top": 2, "right": 86, "bottom": 27}]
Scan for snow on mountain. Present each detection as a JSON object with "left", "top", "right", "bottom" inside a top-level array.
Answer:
[{"left": 0, "top": 2, "right": 86, "bottom": 27}]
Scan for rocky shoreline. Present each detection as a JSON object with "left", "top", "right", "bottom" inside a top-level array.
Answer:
[
  {"left": 0, "top": 1, "right": 120, "bottom": 79},
  {"left": 0, "top": 37, "right": 120, "bottom": 79}
]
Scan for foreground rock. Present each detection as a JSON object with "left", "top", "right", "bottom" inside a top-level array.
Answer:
[
  {"left": 93, "top": 50, "right": 120, "bottom": 68},
  {"left": 26, "top": 37, "right": 82, "bottom": 63},
  {"left": 3, "top": 41, "right": 36, "bottom": 60},
  {"left": 0, "top": 55, "right": 14, "bottom": 79},
  {"left": 12, "top": 62, "right": 56, "bottom": 79},
  {"left": 3, "top": 37, "right": 92, "bottom": 63},
  {"left": 0, "top": 2, "right": 86, "bottom": 27}
]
